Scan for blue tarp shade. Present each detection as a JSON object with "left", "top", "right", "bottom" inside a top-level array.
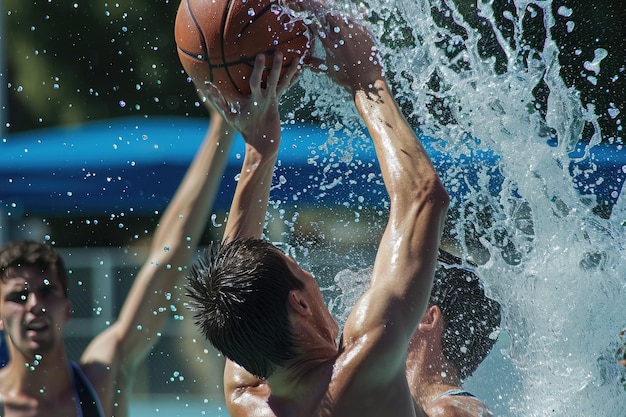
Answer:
[
  {"left": 0, "top": 117, "right": 622, "bottom": 217},
  {"left": 1, "top": 117, "right": 237, "bottom": 216}
]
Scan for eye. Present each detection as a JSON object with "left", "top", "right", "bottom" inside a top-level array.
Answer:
[{"left": 7, "top": 290, "right": 29, "bottom": 304}]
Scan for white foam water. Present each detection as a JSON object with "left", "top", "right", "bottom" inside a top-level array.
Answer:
[{"left": 287, "top": 0, "right": 626, "bottom": 415}]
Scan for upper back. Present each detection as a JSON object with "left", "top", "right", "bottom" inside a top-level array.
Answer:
[{"left": 226, "top": 332, "right": 424, "bottom": 417}]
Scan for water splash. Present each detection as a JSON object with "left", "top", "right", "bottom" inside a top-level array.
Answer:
[{"left": 290, "top": 0, "right": 625, "bottom": 415}]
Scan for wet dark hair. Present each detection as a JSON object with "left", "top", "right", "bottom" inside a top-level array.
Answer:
[
  {"left": 186, "top": 238, "right": 305, "bottom": 379},
  {"left": 431, "top": 249, "right": 501, "bottom": 380},
  {"left": 0, "top": 240, "right": 69, "bottom": 297}
]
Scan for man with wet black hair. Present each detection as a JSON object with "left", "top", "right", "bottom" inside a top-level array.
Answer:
[
  {"left": 0, "top": 107, "right": 234, "bottom": 417},
  {"left": 185, "top": 0, "right": 451, "bottom": 415},
  {"left": 406, "top": 249, "right": 501, "bottom": 416}
]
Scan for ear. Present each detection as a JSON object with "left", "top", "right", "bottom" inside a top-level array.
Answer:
[
  {"left": 287, "top": 291, "right": 312, "bottom": 316},
  {"left": 418, "top": 305, "right": 442, "bottom": 331}
]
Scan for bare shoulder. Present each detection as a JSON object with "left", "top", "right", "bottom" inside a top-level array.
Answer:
[
  {"left": 80, "top": 324, "right": 123, "bottom": 371},
  {"left": 226, "top": 380, "right": 274, "bottom": 417},
  {"left": 78, "top": 325, "right": 127, "bottom": 414},
  {"left": 428, "top": 396, "right": 493, "bottom": 417},
  {"left": 341, "top": 291, "right": 410, "bottom": 381},
  {"left": 224, "top": 360, "right": 274, "bottom": 417}
]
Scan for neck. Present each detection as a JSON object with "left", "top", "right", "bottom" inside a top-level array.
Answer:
[
  {"left": 266, "top": 354, "right": 334, "bottom": 411},
  {"left": 0, "top": 347, "right": 73, "bottom": 399},
  {"left": 266, "top": 331, "right": 337, "bottom": 401},
  {"left": 266, "top": 309, "right": 338, "bottom": 406},
  {"left": 406, "top": 339, "right": 462, "bottom": 407}
]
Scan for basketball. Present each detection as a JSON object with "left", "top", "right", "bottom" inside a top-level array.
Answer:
[{"left": 175, "top": 0, "right": 311, "bottom": 102}]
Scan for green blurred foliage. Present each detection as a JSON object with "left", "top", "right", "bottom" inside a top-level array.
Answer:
[
  {"left": 4, "top": 0, "right": 203, "bottom": 131},
  {"left": 3, "top": 0, "right": 624, "bottom": 139}
]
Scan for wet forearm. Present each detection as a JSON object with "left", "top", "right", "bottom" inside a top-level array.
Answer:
[{"left": 222, "top": 142, "right": 279, "bottom": 241}]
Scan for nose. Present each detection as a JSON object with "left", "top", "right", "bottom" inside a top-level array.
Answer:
[{"left": 25, "top": 291, "right": 45, "bottom": 315}]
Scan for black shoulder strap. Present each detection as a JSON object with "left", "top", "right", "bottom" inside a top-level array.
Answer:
[
  {"left": 450, "top": 390, "right": 478, "bottom": 398},
  {"left": 71, "top": 362, "right": 105, "bottom": 417}
]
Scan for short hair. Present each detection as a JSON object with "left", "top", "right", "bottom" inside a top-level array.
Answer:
[
  {"left": 186, "top": 238, "right": 305, "bottom": 379},
  {"left": 431, "top": 249, "right": 501, "bottom": 380},
  {"left": 0, "top": 240, "right": 69, "bottom": 297}
]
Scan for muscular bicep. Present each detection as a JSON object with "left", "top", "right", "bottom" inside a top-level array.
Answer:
[{"left": 343, "top": 184, "right": 447, "bottom": 356}]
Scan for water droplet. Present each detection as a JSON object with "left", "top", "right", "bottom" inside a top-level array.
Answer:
[{"left": 557, "top": 6, "right": 573, "bottom": 17}]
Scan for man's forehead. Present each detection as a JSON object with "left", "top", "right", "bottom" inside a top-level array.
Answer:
[{"left": 2, "top": 265, "right": 60, "bottom": 287}]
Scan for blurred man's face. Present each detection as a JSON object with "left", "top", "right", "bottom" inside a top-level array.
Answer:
[{"left": 0, "top": 265, "right": 70, "bottom": 358}]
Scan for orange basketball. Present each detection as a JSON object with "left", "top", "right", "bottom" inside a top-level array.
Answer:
[{"left": 175, "top": 0, "right": 311, "bottom": 102}]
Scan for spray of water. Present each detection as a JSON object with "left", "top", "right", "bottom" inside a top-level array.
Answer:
[{"left": 285, "top": 0, "right": 625, "bottom": 415}]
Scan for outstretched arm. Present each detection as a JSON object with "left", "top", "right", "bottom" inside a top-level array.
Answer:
[
  {"left": 295, "top": 0, "right": 450, "bottom": 373},
  {"left": 80, "top": 107, "right": 235, "bottom": 411},
  {"left": 207, "top": 52, "right": 299, "bottom": 416},
  {"left": 353, "top": 80, "right": 449, "bottom": 341},
  {"left": 218, "top": 52, "right": 299, "bottom": 242}
]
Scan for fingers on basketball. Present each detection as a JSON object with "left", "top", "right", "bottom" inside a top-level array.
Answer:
[{"left": 175, "top": 0, "right": 311, "bottom": 103}]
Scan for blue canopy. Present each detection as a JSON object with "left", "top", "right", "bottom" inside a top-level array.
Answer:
[{"left": 0, "top": 117, "right": 622, "bottom": 217}]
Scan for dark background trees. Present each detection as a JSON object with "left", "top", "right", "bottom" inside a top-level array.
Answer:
[
  {"left": 3, "top": 0, "right": 624, "bottom": 138},
  {"left": 3, "top": 0, "right": 200, "bottom": 131}
]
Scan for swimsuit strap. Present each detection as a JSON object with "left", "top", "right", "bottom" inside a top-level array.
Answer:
[
  {"left": 70, "top": 361, "right": 106, "bottom": 417},
  {"left": 431, "top": 388, "right": 479, "bottom": 403}
]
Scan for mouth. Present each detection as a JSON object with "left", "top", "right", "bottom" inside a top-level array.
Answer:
[{"left": 25, "top": 320, "right": 49, "bottom": 332}]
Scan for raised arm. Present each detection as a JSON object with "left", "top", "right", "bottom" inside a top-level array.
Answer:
[
  {"left": 353, "top": 80, "right": 449, "bottom": 340},
  {"left": 202, "top": 52, "right": 299, "bottom": 415},
  {"left": 80, "top": 107, "right": 235, "bottom": 410},
  {"left": 218, "top": 52, "right": 299, "bottom": 242},
  {"left": 295, "top": 1, "right": 450, "bottom": 363}
]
